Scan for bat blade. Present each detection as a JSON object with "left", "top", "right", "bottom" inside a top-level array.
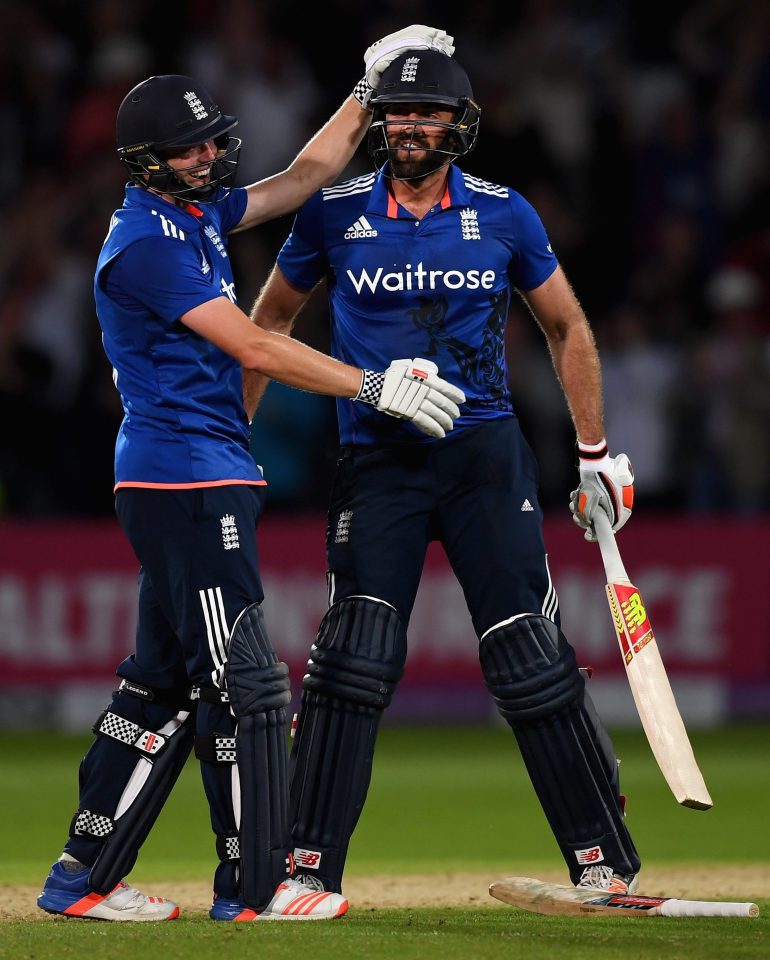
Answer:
[
  {"left": 489, "top": 876, "right": 758, "bottom": 918},
  {"left": 605, "top": 579, "right": 712, "bottom": 809}
]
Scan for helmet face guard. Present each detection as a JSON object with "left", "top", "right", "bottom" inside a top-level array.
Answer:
[
  {"left": 116, "top": 74, "right": 242, "bottom": 201},
  {"left": 119, "top": 133, "right": 242, "bottom": 201},
  {"left": 367, "top": 100, "right": 480, "bottom": 181},
  {"left": 366, "top": 50, "right": 480, "bottom": 181}
]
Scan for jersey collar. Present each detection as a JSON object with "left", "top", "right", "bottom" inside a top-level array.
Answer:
[
  {"left": 124, "top": 184, "right": 207, "bottom": 224},
  {"left": 368, "top": 163, "right": 472, "bottom": 218}
]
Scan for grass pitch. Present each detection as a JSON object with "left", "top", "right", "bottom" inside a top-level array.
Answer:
[{"left": 2, "top": 724, "right": 768, "bottom": 959}]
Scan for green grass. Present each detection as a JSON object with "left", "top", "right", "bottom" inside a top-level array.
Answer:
[
  {"left": 1, "top": 909, "right": 768, "bottom": 960},
  {"left": 2, "top": 725, "right": 768, "bottom": 958}
]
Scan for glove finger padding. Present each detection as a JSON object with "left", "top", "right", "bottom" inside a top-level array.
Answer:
[
  {"left": 572, "top": 452, "right": 634, "bottom": 541},
  {"left": 364, "top": 25, "right": 455, "bottom": 87},
  {"left": 415, "top": 396, "right": 455, "bottom": 435},
  {"left": 411, "top": 410, "right": 446, "bottom": 439},
  {"left": 378, "top": 360, "right": 430, "bottom": 418},
  {"left": 388, "top": 378, "right": 429, "bottom": 419},
  {"left": 422, "top": 374, "right": 466, "bottom": 411}
]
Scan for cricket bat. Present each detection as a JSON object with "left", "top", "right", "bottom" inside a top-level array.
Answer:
[
  {"left": 592, "top": 511, "right": 712, "bottom": 809},
  {"left": 489, "top": 877, "right": 758, "bottom": 918}
]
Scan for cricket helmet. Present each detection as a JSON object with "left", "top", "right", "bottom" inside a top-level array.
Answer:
[
  {"left": 367, "top": 50, "right": 480, "bottom": 178},
  {"left": 116, "top": 74, "right": 241, "bottom": 201}
]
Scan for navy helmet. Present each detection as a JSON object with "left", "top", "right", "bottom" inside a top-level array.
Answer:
[
  {"left": 367, "top": 51, "right": 480, "bottom": 179},
  {"left": 116, "top": 74, "right": 241, "bottom": 201}
]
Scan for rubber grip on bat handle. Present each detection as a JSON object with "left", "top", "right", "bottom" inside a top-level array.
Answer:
[
  {"left": 658, "top": 899, "right": 759, "bottom": 918},
  {"left": 592, "top": 511, "right": 629, "bottom": 584}
]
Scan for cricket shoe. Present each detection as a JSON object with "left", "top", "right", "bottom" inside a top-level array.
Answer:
[
  {"left": 210, "top": 878, "right": 348, "bottom": 921},
  {"left": 577, "top": 864, "right": 638, "bottom": 895},
  {"left": 37, "top": 860, "right": 179, "bottom": 920}
]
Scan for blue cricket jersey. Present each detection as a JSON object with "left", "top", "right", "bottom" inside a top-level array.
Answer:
[
  {"left": 277, "top": 163, "right": 558, "bottom": 445},
  {"left": 94, "top": 183, "right": 263, "bottom": 488}
]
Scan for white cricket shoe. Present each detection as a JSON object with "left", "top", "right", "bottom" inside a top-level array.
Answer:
[
  {"left": 210, "top": 878, "right": 348, "bottom": 921},
  {"left": 577, "top": 865, "right": 638, "bottom": 895},
  {"left": 38, "top": 861, "right": 179, "bottom": 921}
]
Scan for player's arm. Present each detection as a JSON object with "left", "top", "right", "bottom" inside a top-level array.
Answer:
[
  {"left": 522, "top": 266, "right": 634, "bottom": 537},
  {"left": 231, "top": 98, "right": 370, "bottom": 232},
  {"left": 521, "top": 265, "right": 604, "bottom": 445},
  {"left": 183, "top": 295, "right": 356, "bottom": 395},
  {"left": 243, "top": 266, "right": 317, "bottom": 421},
  {"left": 180, "top": 297, "right": 465, "bottom": 438},
  {"left": 232, "top": 25, "right": 454, "bottom": 232}
]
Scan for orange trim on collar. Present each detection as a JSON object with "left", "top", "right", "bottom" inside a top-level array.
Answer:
[
  {"left": 386, "top": 187, "right": 399, "bottom": 218},
  {"left": 385, "top": 178, "right": 451, "bottom": 217},
  {"left": 185, "top": 203, "right": 204, "bottom": 217}
]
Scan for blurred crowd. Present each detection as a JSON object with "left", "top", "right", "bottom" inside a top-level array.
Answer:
[{"left": 1, "top": 0, "right": 768, "bottom": 517}]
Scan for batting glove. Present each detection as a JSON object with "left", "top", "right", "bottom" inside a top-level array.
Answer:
[
  {"left": 570, "top": 439, "right": 634, "bottom": 541},
  {"left": 356, "top": 358, "right": 465, "bottom": 438},
  {"left": 352, "top": 25, "right": 455, "bottom": 109}
]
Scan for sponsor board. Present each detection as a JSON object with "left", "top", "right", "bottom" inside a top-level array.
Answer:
[{"left": 1, "top": 518, "right": 768, "bottom": 723}]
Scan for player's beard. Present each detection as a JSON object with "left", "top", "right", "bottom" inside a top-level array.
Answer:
[{"left": 387, "top": 132, "right": 449, "bottom": 182}]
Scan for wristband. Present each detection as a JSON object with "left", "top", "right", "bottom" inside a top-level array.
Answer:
[
  {"left": 577, "top": 438, "right": 610, "bottom": 472},
  {"left": 352, "top": 76, "right": 373, "bottom": 110},
  {"left": 355, "top": 369, "right": 385, "bottom": 405}
]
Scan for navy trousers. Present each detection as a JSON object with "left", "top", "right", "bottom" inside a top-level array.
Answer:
[
  {"left": 65, "top": 484, "right": 266, "bottom": 898},
  {"left": 326, "top": 417, "right": 559, "bottom": 636}
]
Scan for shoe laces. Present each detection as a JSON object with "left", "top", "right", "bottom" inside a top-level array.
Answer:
[
  {"left": 280, "top": 878, "right": 310, "bottom": 895},
  {"left": 578, "top": 865, "right": 631, "bottom": 892},
  {"left": 293, "top": 873, "right": 326, "bottom": 892},
  {"left": 107, "top": 881, "right": 147, "bottom": 909}
]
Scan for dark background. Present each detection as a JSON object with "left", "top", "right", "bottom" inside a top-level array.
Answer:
[{"left": 1, "top": 0, "right": 768, "bottom": 519}]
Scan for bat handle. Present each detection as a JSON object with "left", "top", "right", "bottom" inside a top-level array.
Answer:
[{"left": 592, "top": 511, "right": 630, "bottom": 583}]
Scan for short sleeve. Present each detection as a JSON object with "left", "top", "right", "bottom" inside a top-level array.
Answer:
[
  {"left": 276, "top": 192, "right": 327, "bottom": 292},
  {"left": 217, "top": 186, "right": 248, "bottom": 235},
  {"left": 508, "top": 191, "right": 559, "bottom": 291},
  {"left": 103, "top": 237, "right": 223, "bottom": 322}
]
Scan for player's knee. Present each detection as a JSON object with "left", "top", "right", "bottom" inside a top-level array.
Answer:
[
  {"left": 479, "top": 614, "right": 584, "bottom": 724},
  {"left": 225, "top": 603, "right": 291, "bottom": 718},
  {"left": 89, "top": 678, "right": 192, "bottom": 758},
  {"left": 304, "top": 596, "right": 407, "bottom": 709}
]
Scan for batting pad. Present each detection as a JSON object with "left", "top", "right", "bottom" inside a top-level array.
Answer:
[{"left": 225, "top": 602, "right": 292, "bottom": 910}]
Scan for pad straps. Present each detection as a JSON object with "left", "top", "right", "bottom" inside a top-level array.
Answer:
[{"left": 94, "top": 710, "right": 171, "bottom": 756}]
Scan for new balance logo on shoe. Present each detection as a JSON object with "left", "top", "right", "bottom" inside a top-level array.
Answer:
[
  {"left": 344, "top": 216, "right": 378, "bottom": 239},
  {"left": 521, "top": 499, "right": 534, "bottom": 512}
]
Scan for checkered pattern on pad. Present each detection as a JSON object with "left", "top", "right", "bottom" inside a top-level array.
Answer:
[
  {"left": 217, "top": 834, "right": 240, "bottom": 861},
  {"left": 96, "top": 711, "right": 166, "bottom": 754},
  {"left": 71, "top": 808, "right": 114, "bottom": 838},
  {"left": 213, "top": 736, "right": 237, "bottom": 763}
]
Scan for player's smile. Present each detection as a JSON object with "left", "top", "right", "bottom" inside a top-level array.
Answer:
[{"left": 165, "top": 140, "right": 218, "bottom": 187}]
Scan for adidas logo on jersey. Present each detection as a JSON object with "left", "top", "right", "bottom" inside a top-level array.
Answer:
[
  {"left": 521, "top": 499, "right": 534, "bottom": 512},
  {"left": 344, "top": 216, "right": 378, "bottom": 239}
]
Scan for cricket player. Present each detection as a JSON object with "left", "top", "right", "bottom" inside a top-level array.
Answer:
[
  {"left": 248, "top": 50, "right": 641, "bottom": 899},
  {"left": 37, "top": 28, "right": 464, "bottom": 922}
]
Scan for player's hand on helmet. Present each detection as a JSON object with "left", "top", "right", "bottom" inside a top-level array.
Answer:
[
  {"left": 364, "top": 25, "right": 455, "bottom": 88},
  {"left": 356, "top": 358, "right": 465, "bottom": 439},
  {"left": 353, "top": 26, "right": 455, "bottom": 108},
  {"left": 569, "top": 440, "right": 634, "bottom": 541}
]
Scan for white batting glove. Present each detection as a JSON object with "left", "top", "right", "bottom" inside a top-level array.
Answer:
[
  {"left": 365, "top": 25, "right": 454, "bottom": 86},
  {"left": 569, "top": 439, "right": 634, "bottom": 541},
  {"left": 355, "top": 358, "right": 465, "bottom": 438},
  {"left": 352, "top": 25, "right": 455, "bottom": 108}
]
